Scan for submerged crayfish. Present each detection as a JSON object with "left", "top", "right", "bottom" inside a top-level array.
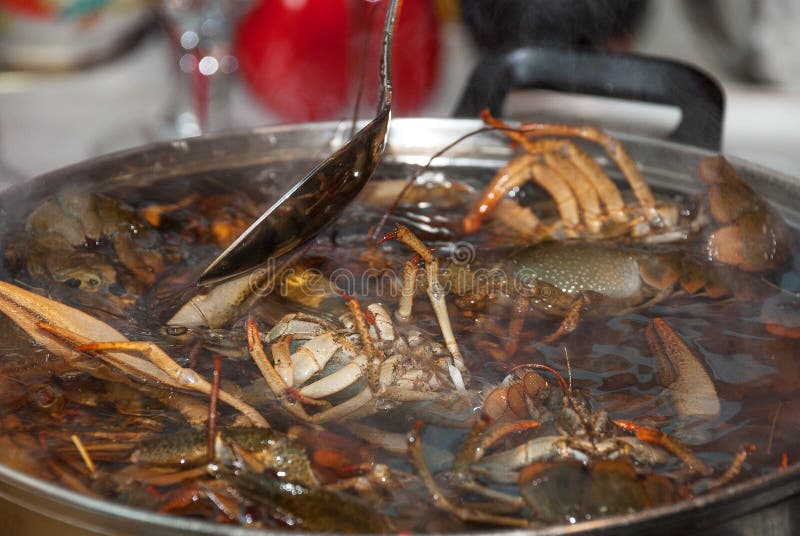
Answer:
[
  {"left": 4, "top": 186, "right": 165, "bottom": 316},
  {"left": 410, "top": 364, "right": 752, "bottom": 527}
]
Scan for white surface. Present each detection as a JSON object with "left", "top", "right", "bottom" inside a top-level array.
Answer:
[
  {"left": 633, "top": 1, "right": 800, "bottom": 178},
  {"left": 0, "top": 34, "right": 171, "bottom": 181}
]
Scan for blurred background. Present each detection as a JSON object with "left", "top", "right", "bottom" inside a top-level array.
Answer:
[{"left": 0, "top": 0, "right": 799, "bottom": 184}]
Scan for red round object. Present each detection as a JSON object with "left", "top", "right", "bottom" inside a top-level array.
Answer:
[
  {"left": 235, "top": 0, "right": 439, "bottom": 122},
  {"left": 235, "top": 0, "right": 350, "bottom": 122},
  {"left": 356, "top": 0, "right": 440, "bottom": 116},
  {"left": 0, "top": 0, "right": 55, "bottom": 18}
]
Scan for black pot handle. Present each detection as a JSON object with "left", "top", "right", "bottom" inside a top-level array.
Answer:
[{"left": 454, "top": 47, "right": 724, "bottom": 150}]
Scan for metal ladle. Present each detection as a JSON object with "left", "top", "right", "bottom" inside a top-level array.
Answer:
[{"left": 198, "top": 0, "right": 400, "bottom": 285}]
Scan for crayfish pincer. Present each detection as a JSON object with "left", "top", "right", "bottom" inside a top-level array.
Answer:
[{"left": 695, "top": 155, "right": 793, "bottom": 272}]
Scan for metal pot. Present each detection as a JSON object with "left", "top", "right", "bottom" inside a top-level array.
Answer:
[{"left": 0, "top": 115, "right": 798, "bottom": 535}]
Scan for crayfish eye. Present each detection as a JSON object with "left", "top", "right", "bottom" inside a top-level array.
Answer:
[
  {"left": 166, "top": 325, "right": 188, "bottom": 336},
  {"left": 87, "top": 277, "right": 100, "bottom": 287},
  {"left": 29, "top": 384, "right": 64, "bottom": 413}
]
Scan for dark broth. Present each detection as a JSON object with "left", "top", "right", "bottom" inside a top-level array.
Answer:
[{"left": 0, "top": 160, "right": 798, "bottom": 531}]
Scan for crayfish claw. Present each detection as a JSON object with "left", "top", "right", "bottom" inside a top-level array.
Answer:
[
  {"left": 697, "top": 155, "right": 793, "bottom": 272},
  {"left": 646, "top": 318, "right": 721, "bottom": 421}
]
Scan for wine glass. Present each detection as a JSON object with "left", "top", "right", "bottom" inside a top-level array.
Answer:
[
  {"left": 95, "top": 0, "right": 251, "bottom": 153},
  {"left": 158, "top": 0, "right": 251, "bottom": 137}
]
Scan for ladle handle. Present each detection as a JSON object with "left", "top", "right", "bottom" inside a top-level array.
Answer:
[
  {"left": 454, "top": 46, "right": 724, "bottom": 150},
  {"left": 377, "top": 0, "right": 401, "bottom": 113}
]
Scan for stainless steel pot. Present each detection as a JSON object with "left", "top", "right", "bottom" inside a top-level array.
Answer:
[{"left": 0, "top": 118, "right": 798, "bottom": 535}]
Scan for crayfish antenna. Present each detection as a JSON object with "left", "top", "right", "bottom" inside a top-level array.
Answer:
[{"left": 563, "top": 347, "right": 573, "bottom": 395}]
